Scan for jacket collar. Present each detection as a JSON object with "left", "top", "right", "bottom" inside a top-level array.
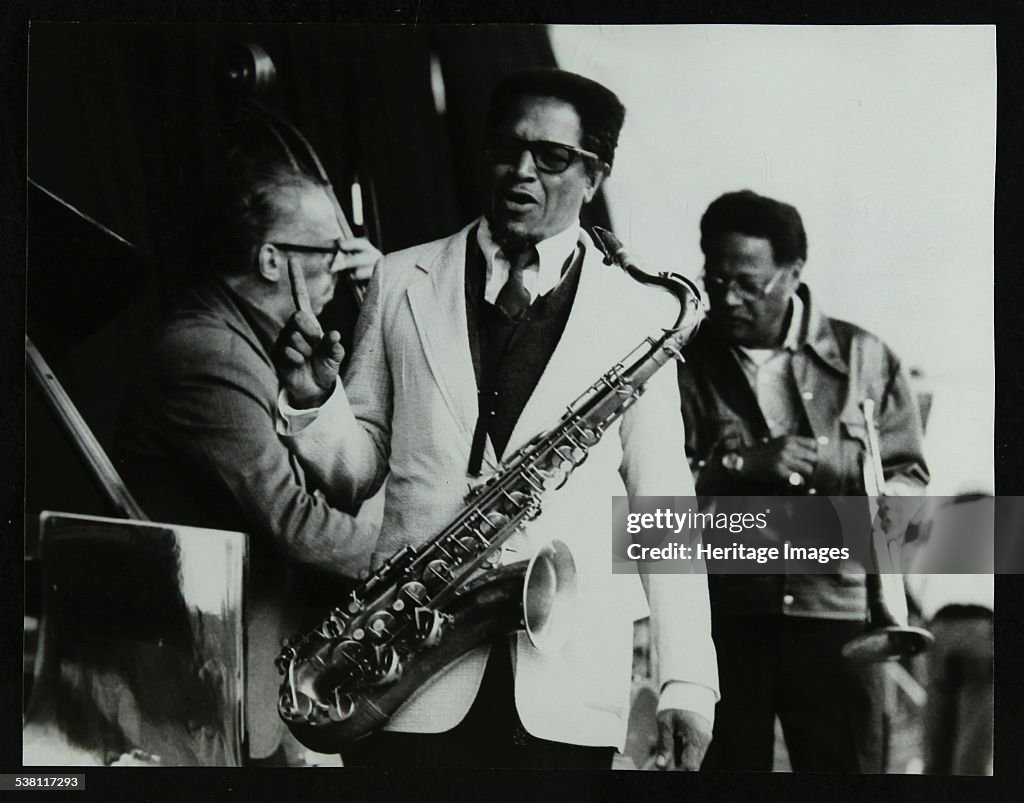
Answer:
[
  {"left": 797, "top": 284, "right": 849, "bottom": 375},
  {"left": 185, "top": 276, "right": 277, "bottom": 365}
]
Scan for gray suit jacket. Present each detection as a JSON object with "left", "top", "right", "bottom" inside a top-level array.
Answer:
[{"left": 116, "top": 277, "right": 379, "bottom": 758}]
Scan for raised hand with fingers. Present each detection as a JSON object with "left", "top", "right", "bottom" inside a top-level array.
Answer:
[
  {"left": 273, "top": 257, "right": 346, "bottom": 409},
  {"left": 335, "top": 236, "right": 382, "bottom": 283}
]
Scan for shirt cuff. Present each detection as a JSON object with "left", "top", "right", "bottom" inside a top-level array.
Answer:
[
  {"left": 275, "top": 378, "right": 341, "bottom": 436},
  {"left": 656, "top": 681, "right": 717, "bottom": 728}
]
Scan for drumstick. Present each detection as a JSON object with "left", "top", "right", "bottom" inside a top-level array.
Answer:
[{"left": 286, "top": 257, "right": 323, "bottom": 336}]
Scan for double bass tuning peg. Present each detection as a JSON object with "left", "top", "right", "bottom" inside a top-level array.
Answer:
[{"left": 222, "top": 43, "right": 277, "bottom": 96}]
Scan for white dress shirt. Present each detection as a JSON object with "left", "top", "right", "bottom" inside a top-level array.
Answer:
[{"left": 476, "top": 216, "right": 580, "bottom": 304}]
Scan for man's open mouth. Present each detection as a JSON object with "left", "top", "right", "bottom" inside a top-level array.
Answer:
[{"left": 499, "top": 188, "right": 539, "bottom": 210}]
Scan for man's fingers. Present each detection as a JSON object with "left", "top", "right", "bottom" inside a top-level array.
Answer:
[
  {"left": 292, "top": 309, "right": 324, "bottom": 342},
  {"left": 281, "top": 345, "right": 308, "bottom": 368},
  {"left": 335, "top": 237, "right": 383, "bottom": 273},
  {"left": 316, "top": 329, "right": 346, "bottom": 366},
  {"left": 287, "top": 329, "right": 314, "bottom": 358},
  {"left": 666, "top": 711, "right": 712, "bottom": 772},
  {"left": 784, "top": 444, "right": 820, "bottom": 464},
  {"left": 348, "top": 264, "right": 375, "bottom": 282},
  {"left": 786, "top": 438, "right": 820, "bottom": 456},
  {"left": 654, "top": 713, "right": 676, "bottom": 770},
  {"left": 785, "top": 457, "right": 818, "bottom": 478},
  {"left": 287, "top": 257, "right": 322, "bottom": 335},
  {"left": 287, "top": 256, "right": 311, "bottom": 314}
]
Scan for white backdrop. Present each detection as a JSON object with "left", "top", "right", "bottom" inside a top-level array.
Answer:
[{"left": 550, "top": 25, "right": 995, "bottom": 495}]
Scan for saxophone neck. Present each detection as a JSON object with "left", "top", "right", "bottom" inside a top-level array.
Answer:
[{"left": 591, "top": 226, "right": 704, "bottom": 344}]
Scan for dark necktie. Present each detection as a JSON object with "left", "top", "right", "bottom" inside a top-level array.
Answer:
[{"left": 494, "top": 263, "right": 532, "bottom": 321}]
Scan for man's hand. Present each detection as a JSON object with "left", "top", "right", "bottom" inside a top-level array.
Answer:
[
  {"left": 337, "top": 236, "right": 382, "bottom": 283},
  {"left": 273, "top": 258, "right": 346, "bottom": 408},
  {"left": 654, "top": 709, "right": 712, "bottom": 771},
  {"left": 741, "top": 435, "right": 819, "bottom": 488}
]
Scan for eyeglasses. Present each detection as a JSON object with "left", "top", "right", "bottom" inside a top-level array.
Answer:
[
  {"left": 700, "top": 269, "right": 787, "bottom": 302},
  {"left": 269, "top": 240, "right": 344, "bottom": 271},
  {"left": 484, "top": 132, "right": 603, "bottom": 174}
]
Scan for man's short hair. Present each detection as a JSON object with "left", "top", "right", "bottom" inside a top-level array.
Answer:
[
  {"left": 214, "top": 160, "right": 328, "bottom": 270},
  {"left": 486, "top": 68, "right": 626, "bottom": 170},
  {"left": 700, "top": 190, "right": 807, "bottom": 266}
]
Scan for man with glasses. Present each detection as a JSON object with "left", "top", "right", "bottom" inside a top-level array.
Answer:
[
  {"left": 115, "top": 161, "right": 383, "bottom": 764},
  {"left": 273, "top": 68, "right": 718, "bottom": 770},
  {"left": 677, "top": 190, "right": 928, "bottom": 771}
]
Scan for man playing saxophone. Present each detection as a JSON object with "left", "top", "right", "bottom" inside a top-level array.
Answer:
[{"left": 273, "top": 69, "right": 719, "bottom": 769}]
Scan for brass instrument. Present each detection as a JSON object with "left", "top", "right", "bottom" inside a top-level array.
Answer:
[
  {"left": 275, "top": 227, "right": 704, "bottom": 751},
  {"left": 842, "top": 398, "right": 933, "bottom": 663}
]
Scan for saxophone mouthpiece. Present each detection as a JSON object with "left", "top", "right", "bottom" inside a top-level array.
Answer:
[{"left": 591, "top": 226, "right": 624, "bottom": 266}]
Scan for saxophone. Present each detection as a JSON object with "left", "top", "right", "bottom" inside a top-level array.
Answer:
[{"left": 275, "top": 228, "right": 703, "bottom": 752}]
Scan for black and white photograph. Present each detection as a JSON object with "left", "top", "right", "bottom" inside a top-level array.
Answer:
[{"left": 11, "top": 18, "right": 1008, "bottom": 794}]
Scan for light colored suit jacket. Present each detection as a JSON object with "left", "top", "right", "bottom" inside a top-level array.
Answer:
[{"left": 284, "top": 221, "right": 718, "bottom": 749}]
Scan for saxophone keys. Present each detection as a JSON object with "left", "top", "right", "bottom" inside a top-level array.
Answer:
[
  {"left": 414, "top": 607, "right": 447, "bottom": 646},
  {"left": 367, "top": 610, "right": 396, "bottom": 640},
  {"left": 454, "top": 535, "right": 479, "bottom": 557},
  {"left": 274, "top": 650, "right": 294, "bottom": 675},
  {"left": 278, "top": 690, "right": 314, "bottom": 722},
  {"left": 370, "top": 645, "right": 402, "bottom": 684},
  {"left": 398, "top": 580, "right": 429, "bottom": 608},
  {"left": 554, "top": 445, "right": 584, "bottom": 470},
  {"left": 483, "top": 511, "right": 509, "bottom": 531},
  {"left": 576, "top": 426, "right": 598, "bottom": 446},
  {"left": 506, "top": 490, "right": 529, "bottom": 506},
  {"left": 425, "top": 559, "right": 453, "bottom": 586},
  {"left": 329, "top": 689, "right": 356, "bottom": 722},
  {"left": 662, "top": 340, "right": 684, "bottom": 361},
  {"left": 329, "top": 640, "right": 367, "bottom": 683}
]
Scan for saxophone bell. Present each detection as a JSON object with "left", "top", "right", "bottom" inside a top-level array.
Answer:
[{"left": 522, "top": 539, "right": 577, "bottom": 654}]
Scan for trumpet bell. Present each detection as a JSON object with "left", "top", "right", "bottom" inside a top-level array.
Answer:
[
  {"left": 841, "top": 625, "right": 934, "bottom": 663},
  {"left": 522, "top": 539, "right": 577, "bottom": 654}
]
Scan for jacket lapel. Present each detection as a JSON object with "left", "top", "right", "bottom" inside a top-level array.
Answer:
[{"left": 406, "top": 223, "right": 485, "bottom": 454}]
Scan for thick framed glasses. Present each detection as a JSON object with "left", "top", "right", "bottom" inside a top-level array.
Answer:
[
  {"left": 484, "top": 133, "right": 603, "bottom": 174},
  {"left": 700, "top": 269, "right": 786, "bottom": 302},
  {"left": 270, "top": 240, "right": 344, "bottom": 271}
]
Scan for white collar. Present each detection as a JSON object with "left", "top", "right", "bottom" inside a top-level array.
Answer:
[
  {"left": 476, "top": 217, "right": 581, "bottom": 304},
  {"left": 781, "top": 292, "right": 805, "bottom": 350}
]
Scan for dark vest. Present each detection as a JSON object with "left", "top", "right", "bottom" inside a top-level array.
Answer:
[{"left": 465, "top": 234, "right": 584, "bottom": 470}]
